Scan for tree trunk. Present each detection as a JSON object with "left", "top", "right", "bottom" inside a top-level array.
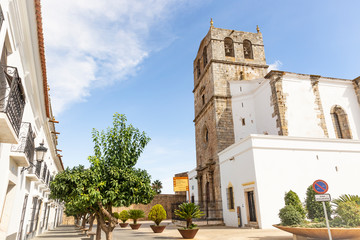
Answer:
[
  {"left": 96, "top": 214, "right": 101, "bottom": 240},
  {"left": 81, "top": 214, "right": 87, "bottom": 228},
  {"left": 89, "top": 214, "right": 95, "bottom": 232},
  {"left": 105, "top": 230, "right": 112, "bottom": 240}
]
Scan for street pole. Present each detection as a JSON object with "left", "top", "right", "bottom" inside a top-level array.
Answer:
[{"left": 322, "top": 201, "right": 332, "bottom": 240}]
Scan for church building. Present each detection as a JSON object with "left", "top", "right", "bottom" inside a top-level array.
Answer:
[{"left": 191, "top": 22, "right": 360, "bottom": 228}]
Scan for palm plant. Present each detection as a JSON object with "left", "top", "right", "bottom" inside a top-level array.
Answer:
[
  {"left": 333, "top": 194, "right": 360, "bottom": 207},
  {"left": 152, "top": 180, "right": 163, "bottom": 194},
  {"left": 175, "top": 202, "right": 204, "bottom": 229}
]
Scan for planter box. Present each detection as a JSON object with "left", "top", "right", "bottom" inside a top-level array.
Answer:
[
  {"left": 150, "top": 225, "right": 166, "bottom": 233},
  {"left": 129, "top": 224, "right": 141, "bottom": 230},
  {"left": 178, "top": 228, "right": 199, "bottom": 239},
  {"left": 119, "top": 223, "right": 128, "bottom": 228},
  {"left": 274, "top": 225, "right": 360, "bottom": 239}
]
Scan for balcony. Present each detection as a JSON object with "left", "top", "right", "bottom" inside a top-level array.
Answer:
[
  {"left": 10, "top": 122, "right": 34, "bottom": 166},
  {"left": 0, "top": 65, "right": 26, "bottom": 143}
]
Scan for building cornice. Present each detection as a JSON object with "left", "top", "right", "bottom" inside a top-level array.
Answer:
[{"left": 193, "top": 59, "right": 268, "bottom": 93}]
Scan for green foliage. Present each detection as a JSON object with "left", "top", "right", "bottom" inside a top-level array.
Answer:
[
  {"left": 284, "top": 190, "right": 306, "bottom": 218},
  {"left": 89, "top": 113, "right": 155, "bottom": 208},
  {"left": 128, "top": 209, "right": 145, "bottom": 224},
  {"left": 305, "top": 185, "right": 331, "bottom": 220},
  {"left": 175, "top": 202, "right": 204, "bottom": 229},
  {"left": 113, "top": 212, "right": 120, "bottom": 220},
  {"left": 335, "top": 201, "right": 360, "bottom": 227},
  {"left": 152, "top": 180, "right": 163, "bottom": 194},
  {"left": 279, "top": 205, "right": 304, "bottom": 226},
  {"left": 333, "top": 194, "right": 360, "bottom": 207},
  {"left": 148, "top": 204, "right": 167, "bottom": 226},
  {"left": 118, "top": 210, "right": 129, "bottom": 223}
]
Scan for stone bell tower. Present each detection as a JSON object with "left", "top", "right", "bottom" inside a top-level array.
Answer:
[{"left": 193, "top": 21, "right": 268, "bottom": 217}]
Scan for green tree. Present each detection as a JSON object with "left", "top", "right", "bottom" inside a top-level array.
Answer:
[
  {"left": 284, "top": 190, "right": 306, "bottom": 218},
  {"left": 305, "top": 185, "right": 331, "bottom": 221},
  {"left": 88, "top": 113, "right": 155, "bottom": 240},
  {"left": 148, "top": 204, "right": 167, "bottom": 226},
  {"left": 152, "top": 180, "right": 163, "bottom": 194},
  {"left": 51, "top": 114, "right": 155, "bottom": 240}
]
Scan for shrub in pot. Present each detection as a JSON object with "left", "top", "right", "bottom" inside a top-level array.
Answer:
[
  {"left": 148, "top": 204, "right": 167, "bottom": 233},
  {"left": 128, "top": 209, "right": 144, "bottom": 230},
  {"left": 279, "top": 205, "right": 304, "bottom": 226},
  {"left": 175, "top": 202, "right": 204, "bottom": 239},
  {"left": 118, "top": 210, "right": 129, "bottom": 228}
]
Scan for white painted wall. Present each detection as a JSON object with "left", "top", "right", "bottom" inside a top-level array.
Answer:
[
  {"left": 318, "top": 79, "right": 360, "bottom": 140},
  {"left": 0, "top": 1, "right": 64, "bottom": 239},
  {"left": 282, "top": 76, "right": 325, "bottom": 138},
  {"left": 219, "top": 135, "right": 360, "bottom": 229},
  {"left": 230, "top": 79, "right": 278, "bottom": 142},
  {"left": 187, "top": 169, "right": 198, "bottom": 203}
]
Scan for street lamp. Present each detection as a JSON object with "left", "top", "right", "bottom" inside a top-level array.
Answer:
[
  {"left": 21, "top": 142, "right": 48, "bottom": 173},
  {"left": 35, "top": 142, "right": 48, "bottom": 161}
]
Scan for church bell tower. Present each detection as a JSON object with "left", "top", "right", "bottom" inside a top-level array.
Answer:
[{"left": 193, "top": 21, "right": 268, "bottom": 217}]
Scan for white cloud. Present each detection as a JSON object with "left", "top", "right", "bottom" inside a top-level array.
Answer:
[
  {"left": 268, "top": 60, "right": 283, "bottom": 72},
  {"left": 42, "top": 0, "right": 192, "bottom": 115}
]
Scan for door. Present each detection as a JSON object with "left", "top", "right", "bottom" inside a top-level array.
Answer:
[
  {"left": 246, "top": 191, "right": 257, "bottom": 222},
  {"left": 17, "top": 195, "right": 28, "bottom": 240}
]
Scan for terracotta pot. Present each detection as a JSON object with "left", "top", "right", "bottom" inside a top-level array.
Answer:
[
  {"left": 129, "top": 224, "right": 142, "bottom": 230},
  {"left": 150, "top": 225, "right": 166, "bottom": 233},
  {"left": 274, "top": 225, "right": 360, "bottom": 239},
  {"left": 119, "top": 223, "right": 128, "bottom": 228},
  {"left": 178, "top": 228, "right": 199, "bottom": 239}
]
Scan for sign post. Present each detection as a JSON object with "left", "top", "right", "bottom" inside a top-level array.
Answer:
[{"left": 313, "top": 180, "right": 332, "bottom": 240}]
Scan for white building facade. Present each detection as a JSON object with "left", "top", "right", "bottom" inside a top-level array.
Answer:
[
  {"left": 219, "top": 71, "right": 360, "bottom": 228},
  {"left": 0, "top": 1, "right": 64, "bottom": 239}
]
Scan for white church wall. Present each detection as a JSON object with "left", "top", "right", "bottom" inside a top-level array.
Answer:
[
  {"left": 253, "top": 81, "right": 278, "bottom": 135},
  {"left": 318, "top": 79, "right": 360, "bottom": 140},
  {"left": 230, "top": 79, "right": 278, "bottom": 142},
  {"left": 282, "top": 76, "right": 326, "bottom": 138},
  {"left": 219, "top": 134, "right": 360, "bottom": 229},
  {"left": 219, "top": 137, "right": 258, "bottom": 227}
]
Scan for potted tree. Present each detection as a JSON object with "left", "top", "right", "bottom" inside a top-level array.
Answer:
[
  {"left": 128, "top": 209, "right": 145, "bottom": 230},
  {"left": 175, "top": 202, "right": 204, "bottom": 239},
  {"left": 118, "top": 210, "right": 129, "bottom": 228},
  {"left": 148, "top": 204, "right": 167, "bottom": 233}
]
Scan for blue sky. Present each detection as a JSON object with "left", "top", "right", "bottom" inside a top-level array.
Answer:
[{"left": 42, "top": 0, "right": 360, "bottom": 193}]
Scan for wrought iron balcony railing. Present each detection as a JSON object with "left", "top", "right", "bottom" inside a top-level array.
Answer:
[
  {"left": 10, "top": 122, "right": 34, "bottom": 163},
  {"left": 0, "top": 65, "right": 26, "bottom": 136}
]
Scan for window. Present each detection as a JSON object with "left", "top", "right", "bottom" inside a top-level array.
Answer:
[
  {"left": 202, "top": 95, "right": 205, "bottom": 105},
  {"left": 203, "top": 46, "right": 208, "bottom": 67},
  {"left": 196, "top": 59, "right": 201, "bottom": 78},
  {"left": 242, "top": 118, "right": 246, "bottom": 126},
  {"left": 330, "top": 105, "right": 352, "bottom": 139},
  {"left": 243, "top": 40, "right": 253, "bottom": 59},
  {"left": 227, "top": 186, "right": 234, "bottom": 210},
  {"left": 224, "top": 37, "right": 234, "bottom": 57},
  {"left": 205, "top": 128, "right": 209, "bottom": 143}
]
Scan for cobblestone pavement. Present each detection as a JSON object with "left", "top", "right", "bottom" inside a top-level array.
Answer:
[{"left": 33, "top": 221, "right": 293, "bottom": 240}]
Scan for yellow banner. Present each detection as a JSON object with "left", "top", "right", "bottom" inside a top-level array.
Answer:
[{"left": 173, "top": 177, "right": 189, "bottom": 192}]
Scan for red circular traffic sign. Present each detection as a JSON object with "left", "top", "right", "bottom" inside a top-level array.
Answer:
[{"left": 312, "top": 179, "right": 328, "bottom": 194}]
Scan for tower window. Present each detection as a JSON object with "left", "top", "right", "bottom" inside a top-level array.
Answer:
[
  {"left": 205, "top": 128, "right": 209, "bottom": 143},
  {"left": 331, "top": 105, "right": 352, "bottom": 139},
  {"left": 243, "top": 40, "right": 253, "bottom": 59},
  {"left": 203, "top": 46, "right": 208, "bottom": 67},
  {"left": 242, "top": 118, "right": 246, "bottom": 126},
  {"left": 202, "top": 95, "right": 205, "bottom": 105},
  {"left": 224, "top": 37, "right": 234, "bottom": 57},
  {"left": 197, "top": 59, "right": 201, "bottom": 78}
]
